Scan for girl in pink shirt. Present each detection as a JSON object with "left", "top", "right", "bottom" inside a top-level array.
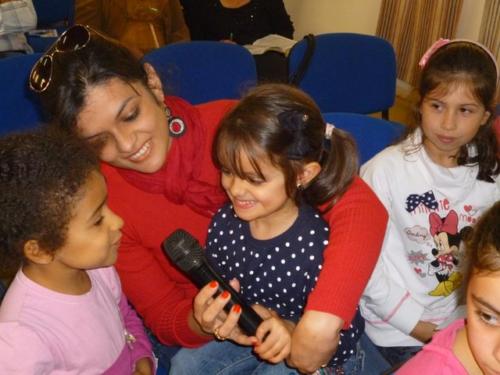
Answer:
[
  {"left": 0, "top": 130, "right": 154, "bottom": 374},
  {"left": 398, "top": 201, "right": 500, "bottom": 374}
]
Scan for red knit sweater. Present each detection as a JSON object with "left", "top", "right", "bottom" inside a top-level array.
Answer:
[{"left": 102, "top": 98, "right": 388, "bottom": 347}]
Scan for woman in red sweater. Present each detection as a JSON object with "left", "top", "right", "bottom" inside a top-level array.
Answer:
[{"left": 31, "top": 25, "right": 387, "bottom": 373}]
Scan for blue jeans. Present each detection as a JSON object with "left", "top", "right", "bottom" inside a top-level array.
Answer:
[
  {"left": 356, "top": 333, "right": 392, "bottom": 374},
  {"left": 170, "top": 341, "right": 298, "bottom": 374},
  {"left": 375, "top": 345, "right": 421, "bottom": 370},
  {"left": 170, "top": 334, "right": 387, "bottom": 375},
  {"left": 146, "top": 329, "right": 180, "bottom": 374}
]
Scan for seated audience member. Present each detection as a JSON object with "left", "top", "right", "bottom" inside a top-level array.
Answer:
[
  {"left": 170, "top": 84, "right": 364, "bottom": 374},
  {"left": 398, "top": 201, "right": 500, "bottom": 374},
  {"left": 0, "top": 130, "right": 154, "bottom": 374},
  {"left": 30, "top": 24, "right": 387, "bottom": 373},
  {"left": 182, "top": 0, "right": 294, "bottom": 82},
  {"left": 75, "top": 0, "right": 190, "bottom": 54},
  {"left": 0, "top": 0, "right": 36, "bottom": 57},
  {"left": 360, "top": 39, "right": 499, "bottom": 368},
  {"left": 182, "top": 0, "right": 293, "bottom": 45}
]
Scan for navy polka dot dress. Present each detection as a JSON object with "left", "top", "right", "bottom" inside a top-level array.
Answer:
[{"left": 206, "top": 203, "right": 363, "bottom": 366}]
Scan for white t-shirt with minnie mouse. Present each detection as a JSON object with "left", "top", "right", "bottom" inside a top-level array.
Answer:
[{"left": 360, "top": 130, "right": 499, "bottom": 347}]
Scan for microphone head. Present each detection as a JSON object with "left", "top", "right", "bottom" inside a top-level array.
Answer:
[{"left": 162, "top": 229, "right": 205, "bottom": 273}]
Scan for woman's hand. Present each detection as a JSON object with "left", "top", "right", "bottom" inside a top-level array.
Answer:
[
  {"left": 192, "top": 279, "right": 257, "bottom": 346},
  {"left": 287, "top": 310, "right": 343, "bottom": 374},
  {"left": 132, "top": 357, "right": 153, "bottom": 375},
  {"left": 251, "top": 305, "right": 295, "bottom": 364}
]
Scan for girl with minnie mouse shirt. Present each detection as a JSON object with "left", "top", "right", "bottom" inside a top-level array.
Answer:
[{"left": 359, "top": 38, "right": 500, "bottom": 367}]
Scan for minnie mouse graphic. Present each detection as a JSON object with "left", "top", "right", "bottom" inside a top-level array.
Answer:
[{"left": 427, "top": 210, "right": 471, "bottom": 297}]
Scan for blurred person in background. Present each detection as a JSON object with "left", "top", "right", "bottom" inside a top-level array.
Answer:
[
  {"left": 0, "top": 0, "right": 37, "bottom": 57},
  {"left": 75, "top": 0, "right": 189, "bottom": 55}
]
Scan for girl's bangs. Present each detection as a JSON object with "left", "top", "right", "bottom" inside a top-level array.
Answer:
[{"left": 215, "top": 129, "right": 267, "bottom": 181}]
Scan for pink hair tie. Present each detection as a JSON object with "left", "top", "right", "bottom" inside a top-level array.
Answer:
[{"left": 325, "top": 122, "right": 335, "bottom": 139}]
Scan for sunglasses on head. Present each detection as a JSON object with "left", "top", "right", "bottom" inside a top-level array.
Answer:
[{"left": 29, "top": 24, "right": 99, "bottom": 93}]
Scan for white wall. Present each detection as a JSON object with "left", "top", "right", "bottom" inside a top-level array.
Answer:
[
  {"left": 284, "top": 0, "right": 485, "bottom": 42},
  {"left": 284, "top": 0, "right": 382, "bottom": 39}
]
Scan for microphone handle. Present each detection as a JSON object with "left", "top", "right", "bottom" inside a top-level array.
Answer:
[{"left": 189, "top": 262, "right": 263, "bottom": 336}]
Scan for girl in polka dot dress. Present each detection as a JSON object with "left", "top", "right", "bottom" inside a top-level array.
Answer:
[{"left": 170, "top": 84, "right": 364, "bottom": 374}]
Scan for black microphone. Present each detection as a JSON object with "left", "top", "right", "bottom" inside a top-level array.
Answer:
[{"left": 162, "top": 229, "right": 263, "bottom": 336}]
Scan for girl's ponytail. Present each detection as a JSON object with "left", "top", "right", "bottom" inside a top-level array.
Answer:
[{"left": 304, "top": 126, "right": 358, "bottom": 211}]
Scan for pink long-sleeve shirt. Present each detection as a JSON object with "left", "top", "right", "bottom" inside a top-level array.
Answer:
[
  {"left": 0, "top": 266, "right": 153, "bottom": 374},
  {"left": 397, "top": 319, "right": 468, "bottom": 375}
]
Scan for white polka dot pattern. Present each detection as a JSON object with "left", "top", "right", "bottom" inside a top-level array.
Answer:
[
  {"left": 205, "top": 203, "right": 363, "bottom": 366},
  {"left": 206, "top": 204, "right": 327, "bottom": 320}
]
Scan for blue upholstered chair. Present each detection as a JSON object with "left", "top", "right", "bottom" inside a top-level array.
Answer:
[
  {"left": 0, "top": 53, "right": 45, "bottom": 136},
  {"left": 289, "top": 33, "right": 397, "bottom": 119},
  {"left": 143, "top": 41, "right": 257, "bottom": 104},
  {"left": 27, "top": 0, "right": 75, "bottom": 52},
  {"left": 32, "top": 0, "right": 75, "bottom": 30},
  {"left": 322, "top": 112, "right": 405, "bottom": 165}
]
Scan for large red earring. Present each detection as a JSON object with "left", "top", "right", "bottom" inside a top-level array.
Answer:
[{"left": 165, "top": 106, "right": 186, "bottom": 138}]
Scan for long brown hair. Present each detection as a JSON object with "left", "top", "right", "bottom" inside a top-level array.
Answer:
[
  {"left": 404, "top": 41, "right": 499, "bottom": 182},
  {"left": 213, "top": 84, "right": 358, "bottom": 211}
]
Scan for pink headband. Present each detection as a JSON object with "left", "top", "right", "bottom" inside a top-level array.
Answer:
[{"left": 419, "top": 38, "right": 499, "bottom": 78}]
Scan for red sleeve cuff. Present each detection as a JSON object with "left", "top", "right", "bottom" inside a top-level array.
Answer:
[{"left": 156, "top": 298, "right": 212, "bottom": 348}]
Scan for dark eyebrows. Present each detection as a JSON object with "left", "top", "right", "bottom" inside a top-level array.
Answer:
[
  {"left": 79, "top": 93, "right": 138, "bottom": 140},
  {"left": 471, "top": 294, "right": 500, "bottom": 315},
  {"left": 424, "top": 95, "right": 481, "bottom": 108},
  {"left": 460, "top": 103, "right": 481, "bottom": 108},
  {"left": 116, "top": 96, "right": 137, "bottom": 120}
]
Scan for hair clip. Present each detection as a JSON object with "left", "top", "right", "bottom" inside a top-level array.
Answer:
[
  {"left": 278, "top": 110, "right": 311, "bottom": 160},
  {"left": 324, "top": 122, "right": 335, "bottom": 140}
]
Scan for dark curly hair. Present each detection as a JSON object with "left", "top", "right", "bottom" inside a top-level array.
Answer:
[{"left": 0, "top": 129, "right": 99, "bottom": 273}]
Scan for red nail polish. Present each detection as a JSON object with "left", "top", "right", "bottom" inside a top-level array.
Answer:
[
  {"left": 209, "top": 281, "right": 218, "bottom": 288},
  {"left": 233, "top": 304, "right": 241, "bottom": 313},
  {"left": 221, "top": 290, "right": 230, "bottom": 299}
]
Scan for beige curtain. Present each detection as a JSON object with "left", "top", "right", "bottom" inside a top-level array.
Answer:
[
  {"left": 479, "top": 0, "right": 500, "bottom": 66},
  {"left": 376, "top": 0, "right": 463, "bottom": 86}
]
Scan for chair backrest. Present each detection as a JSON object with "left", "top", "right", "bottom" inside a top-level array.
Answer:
[
  {"left": 28, "top": 0, "right": 74, "bottom": 52},
  {"left": 0, "top": 54, "right": 45, "bottom": 136},
  {"left": 32, "top": 0, "right": 75, "bottom": 29},
  {"left": 322, "top": 112, "right": 405, "bottom": 165},
  {"left": 289, "top": 33, "right": 397, "bottom": 117},
  {"left": 143, "top": 41, "right": 257, "bottom": 104}
]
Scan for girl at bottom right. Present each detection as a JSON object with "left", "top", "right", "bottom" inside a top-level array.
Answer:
[{"left": 398, "top": 200, "right": 500, "bottom": 374}]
